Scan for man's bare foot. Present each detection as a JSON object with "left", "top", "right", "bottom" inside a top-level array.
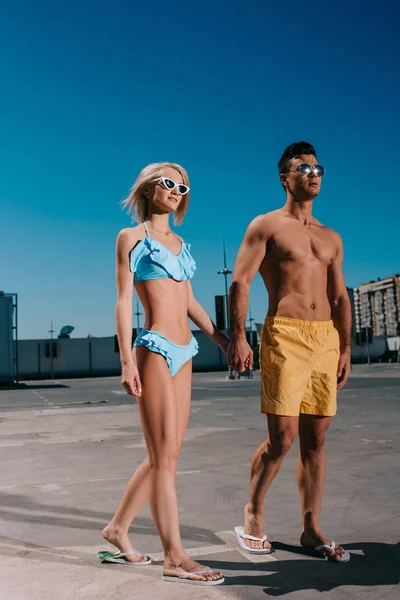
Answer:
[
  {"left": 163, "top": 556, "right": 223, "bottom": 582},
  {"left": 242, "top": 503, "right": 271, "bottom": 551},
  {"left": 300, "top": 529, "right": 349, "bottom": 561},
  {"left": 102, "top": 523, "right": 148, "bottom": 563}
]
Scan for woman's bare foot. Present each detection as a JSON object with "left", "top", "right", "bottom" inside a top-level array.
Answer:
[
  {"left": 242, "top": 503, "right": 271, "bottom": 551},
  {"left": 300, "top": 529, "right": 348, "bottom": 561},
  {"left": 163, "top": 556, "right": 223, "bottom": 582},
  {"left": 102, "top": 523, "right": 148, "bottom": 563}
]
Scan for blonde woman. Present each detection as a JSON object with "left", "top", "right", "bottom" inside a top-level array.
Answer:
[{"left": 98, "top": 163, "right": 227, "bottom": 585}]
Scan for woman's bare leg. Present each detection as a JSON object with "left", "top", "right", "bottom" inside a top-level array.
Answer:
[
  {"left": 135, "top": 350, "right": 183, "bottom": 561},
  {"left": 163, "top": 359, "right": 221, "bottom": 579},
  {"left": 103, "top": 352, "right": 221, "bottom": 580},
  {"left": 135, "top": 350, "right": 221, "bottom": 581},
  {"left": 102, "top": 459, "right": 151, "bottom": 560},
  {"left": 102, "top": 356, "right": 192, "bottom": 558}
]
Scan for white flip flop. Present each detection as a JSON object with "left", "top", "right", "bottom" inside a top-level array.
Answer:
[
  {"left": 97, "top": 550, "right": 152, "bottom": 566},
  {"left": 303, "top": 540, "right": 350, "bottom": 563},
  {"left": 234, "top": 525, "right": 271, "bottom": 554},
  {"left": 163, "top": 568, "right": 224, "bottom": 585}
]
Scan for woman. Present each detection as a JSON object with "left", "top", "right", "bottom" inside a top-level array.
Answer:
[{"left": 99, "top": 162, "right": 228, "bottom": 585}]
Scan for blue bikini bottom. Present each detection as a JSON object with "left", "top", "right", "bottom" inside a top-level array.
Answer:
[{"left": 133, "top": 329, "right": 199, "bottom": 377}]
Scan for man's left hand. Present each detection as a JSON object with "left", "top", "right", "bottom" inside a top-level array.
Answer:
[{"left": 337, "top": 348, "right": 351, "bottom": 390}]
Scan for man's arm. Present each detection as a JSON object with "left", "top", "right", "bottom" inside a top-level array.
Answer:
[
  {"left": 227, "top": 216, "right": 270, "bottom": 371},
  {"left": 327, "top": 232, "right": 352, "bottom": 390}
]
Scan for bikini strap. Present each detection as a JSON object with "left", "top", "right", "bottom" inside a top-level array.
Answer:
[
  {"left": 171, "top": 231, "right": 183, "bottom": 245},
  {"left": 143, "top": 222, "right": 150, "bottom": 237}
]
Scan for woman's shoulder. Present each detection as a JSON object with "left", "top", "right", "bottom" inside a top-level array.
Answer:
[{"left": 117, "top": 225, "right": 145, "bottom": 249}]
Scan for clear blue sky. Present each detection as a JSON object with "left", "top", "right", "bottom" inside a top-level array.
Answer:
[{"left": 1, "top": 0, "right": 399, "bottom": 339}]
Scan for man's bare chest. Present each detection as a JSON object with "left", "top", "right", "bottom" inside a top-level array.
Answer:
[{"left": 266, "top": 227, "right": 336, "bottom": 266}]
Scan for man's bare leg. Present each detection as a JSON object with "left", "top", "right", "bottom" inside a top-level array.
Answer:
[
  {"left": 298, "top": 414, "right": 347, "bottom": 560},
  {"left": 243, "top": 415, "right": 298, "bottom": 550}
]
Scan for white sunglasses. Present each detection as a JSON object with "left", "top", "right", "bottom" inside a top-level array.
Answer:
[{"left": 150, "top": 177, "right": 190, "bottom": 195}]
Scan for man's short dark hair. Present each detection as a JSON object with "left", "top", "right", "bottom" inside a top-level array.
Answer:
[{"left": 278, "top": 141, "right": 317, "bottom": 174}]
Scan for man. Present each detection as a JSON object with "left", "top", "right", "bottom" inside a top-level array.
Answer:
[{"left": 227, "top": 141, "right": 351, "bottom": 562}]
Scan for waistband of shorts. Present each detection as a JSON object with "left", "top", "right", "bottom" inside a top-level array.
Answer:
[{"left": 264, "top": 316, "right": 334, "bottom": 331}]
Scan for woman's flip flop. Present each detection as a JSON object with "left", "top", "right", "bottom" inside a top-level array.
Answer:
[
  {"left": 162, "top": 567, "right": 224, "bottom": 585},
  {"left": 97, "top": 550, "right": 152, "bottom": 566}
]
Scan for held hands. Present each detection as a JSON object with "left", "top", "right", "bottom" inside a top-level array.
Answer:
[
  {"left": 337, "top": 347, "right": 351, "bottom": 390},
  {"left": 226, "top": 336, "right": 253, "bottom": 373},
  {"left": 121, "top": 361, "right": 142, "bottom": 397}
]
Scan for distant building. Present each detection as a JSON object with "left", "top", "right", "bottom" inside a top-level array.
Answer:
[{"left": 349, "top": 275, "right": 400, "bottom": 337}]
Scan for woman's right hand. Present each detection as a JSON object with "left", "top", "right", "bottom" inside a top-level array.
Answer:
[{"left": 121, "top": 361, "right": 142, "bottom": 397}]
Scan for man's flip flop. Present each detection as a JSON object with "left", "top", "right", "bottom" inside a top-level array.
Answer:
[
  {"left": 234, "top": 525, "right": 271, "bottom": 554},
  {"left": 302, "top": 541, "right": 350, "bottom": 563},
  {"left": 162, "top": 568, "right": 224, "bottom": 585},
  {"left": 97, "top": 550, "right": 152, "bottom": 566}
]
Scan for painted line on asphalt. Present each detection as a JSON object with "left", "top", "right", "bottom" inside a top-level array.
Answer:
[
  {"left": 217, "top": 530, "right": 277, "bottom": 563},
  {"left": 149, "top": 531, "right": 277, "bottom": 563},
  {"left": 149, "top": 544, "right": 235, "bottom": 562}
]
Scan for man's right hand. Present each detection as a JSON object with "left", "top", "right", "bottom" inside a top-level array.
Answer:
[
  {"left": 121, "top": 362, "right": 142, "bottom": 396},
  {"left": 227, "top": 337, "right": 253, "bottom": 373}
]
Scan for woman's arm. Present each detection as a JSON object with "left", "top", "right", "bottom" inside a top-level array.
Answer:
[
  {"left": 116, "top": 228, "right": 142, "bottom": 395},
  {"left": 187, "top": 282, "right": 229, "bottom": 352}
]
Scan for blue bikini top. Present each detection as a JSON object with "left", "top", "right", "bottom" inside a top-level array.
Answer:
[{"left": 130, "top": 222, "right": 196, "bottom": 284}]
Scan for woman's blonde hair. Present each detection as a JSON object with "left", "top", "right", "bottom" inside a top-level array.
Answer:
[{"left": 122, "top": 162, "right": 190, "bottom": 225}]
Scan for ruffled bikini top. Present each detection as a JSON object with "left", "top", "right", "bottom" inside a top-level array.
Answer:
[{"left": 129, "top": 222, "right": 196, "bottom": 284}]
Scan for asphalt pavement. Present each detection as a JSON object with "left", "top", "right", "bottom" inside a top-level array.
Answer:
[{"left": 0, "top": 365, "right": 399, "bottom": 600}]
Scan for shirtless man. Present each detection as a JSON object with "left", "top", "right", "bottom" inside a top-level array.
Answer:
[{"left": 227, "top": 141, "right": 351, "bottom": 562}]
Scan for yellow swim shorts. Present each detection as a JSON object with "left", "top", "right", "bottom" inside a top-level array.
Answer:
[{"left": 260, "top": 317, "right": 340, "bottom": 417}]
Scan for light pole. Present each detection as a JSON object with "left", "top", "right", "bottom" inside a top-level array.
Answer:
[
  {"left": 248, "top": 306, "right": 255, "bottom": 345},
  {"left": 218, "top": 238, "right": 234, "bottom": 379},
  {"left": 134, "top": 300, "right": 142, "bottom": 333},
  {"left": 48, "top": 319, "right": 54, "bottom": 379},
  {"left": 217, "top": 238, "right": 232, "bottom": 336}
]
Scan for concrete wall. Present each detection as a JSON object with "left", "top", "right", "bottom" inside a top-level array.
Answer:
[
  {"left": 350, "top": 335, "right": 389, "bottom": 362},
  {"left": 17, "top": 337, "right": 121, "bottom": 379},
  {"left": 192, "top": 331, "right": 227, "bottom": 371},
  {"left": 15, "top": 330, "right": 391, "bottom": 381},
  {"left": 16, "top": 330, "right": 227, "bottom": 380}
]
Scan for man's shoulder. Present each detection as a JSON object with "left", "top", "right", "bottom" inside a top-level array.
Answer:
[
  {"left": 317, "top": 222, "right": 342, "bottom": 241},
  {"left": 248, "top": 210, "right": 282, "bottom": 233}
]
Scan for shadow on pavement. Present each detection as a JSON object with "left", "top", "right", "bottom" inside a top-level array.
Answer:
[
  {"left": 0, "top": 492, "right": 222, "bottom": 545},
  {"left": 205, "top": 541, "right": 400, "bottom": 595},
  {"left": 2, "top": 491, "right": 399, "bottom": 595},
  {"left": 9, "top": 383, "right": 71, "bottom": 390}
]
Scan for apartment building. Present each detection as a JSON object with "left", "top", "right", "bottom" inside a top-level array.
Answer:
[{"left": 350, "top": 274, "right": 400, "bottom": 337}]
